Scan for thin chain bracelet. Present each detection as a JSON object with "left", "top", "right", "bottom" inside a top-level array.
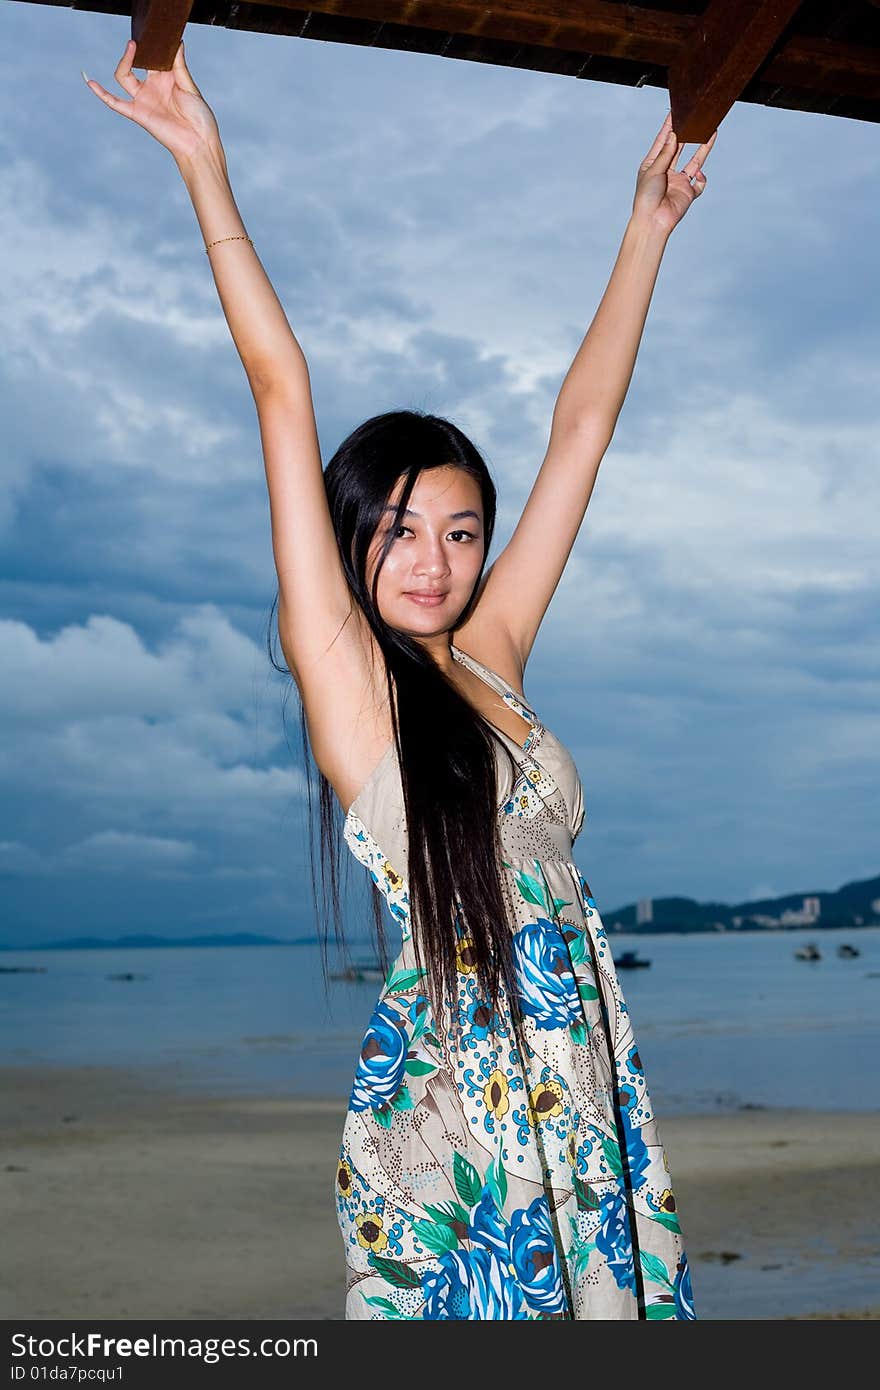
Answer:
[{"left": 205, "top": 235, "right": 253, "bottom": 253}]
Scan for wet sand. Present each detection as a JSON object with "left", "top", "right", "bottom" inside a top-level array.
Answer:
[{"left": 1, "top": 1064, "right": 877, "bottom": 1320}]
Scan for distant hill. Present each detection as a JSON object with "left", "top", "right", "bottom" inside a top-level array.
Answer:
[
  {"left": 3, "top": 871, "right": 878, "bottom": 949},
  {"left": 603, "top": 871, "right": 880, "bottom": 934},
  {"left": 0, "top": 931, "right": 321, "bottom": 952}
]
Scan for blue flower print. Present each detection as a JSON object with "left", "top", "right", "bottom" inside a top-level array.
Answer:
[
  {"left": 468, "top": 1188, "right": 510, "bottom": 1259},
  {"left": 673, "top": 1252, "right": 697, "bottom": 1319},
  {"left": 595, "top": 1189, "right": 636, "bottom": 1295},
  {"left": 512, "top": 920, "right": 582, "bottom": 1031},
  {"left": 508, "top": 1197, "right": 568, "bottom": 1315},
  {"left": 464, "top": 995, "right": 495, "bottom": 1041},
  {"left": 619, "top": 1096, "right": 650, "bottom": 1193},
  {"left": 420, "top": 1247, "right": 530, "bottom": 1319},
  {"left": 349, "top": 1000, "right": 408, "bottom": 1113}
]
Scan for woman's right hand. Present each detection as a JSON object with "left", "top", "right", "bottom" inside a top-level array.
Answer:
[{"left": 83, "top": 38, "right": 222, "bottom": 166}]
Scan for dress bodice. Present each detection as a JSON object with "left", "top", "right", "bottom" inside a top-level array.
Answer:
[{"left": 343, "top": 644, "right": 585, "bottom": 931}]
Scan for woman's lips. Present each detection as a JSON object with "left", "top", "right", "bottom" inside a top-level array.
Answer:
[{"left": 404, "top": 591, "right": 448, "bottom": 607}]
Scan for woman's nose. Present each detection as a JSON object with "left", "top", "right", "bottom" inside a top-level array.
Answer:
[{"left": 413, "top": 543, "right": 451, "bottom": 577}]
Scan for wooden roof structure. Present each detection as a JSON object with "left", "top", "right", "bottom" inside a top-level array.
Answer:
[{"left": 27, "top": 1, "right": 880, "bottom": 139}]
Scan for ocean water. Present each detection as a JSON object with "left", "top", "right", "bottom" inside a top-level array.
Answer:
[{"left": 1, "top": 926, "right": 878, "bottom": 1114}]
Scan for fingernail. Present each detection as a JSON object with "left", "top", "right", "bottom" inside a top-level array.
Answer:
[{"left": 81, "top": 69, "right": 91, "bottom": 85}]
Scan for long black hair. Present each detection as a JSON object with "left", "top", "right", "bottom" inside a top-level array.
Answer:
[{"left": 267, "top": 409, "right": 532, "bottom": 1067}]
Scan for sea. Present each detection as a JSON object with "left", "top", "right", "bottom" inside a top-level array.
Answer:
[{"left": 1, "top": 926, "right": 878, "bottom": 1114}]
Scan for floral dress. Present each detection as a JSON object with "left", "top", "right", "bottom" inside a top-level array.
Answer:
[{"left": 335, "top": 643, "right": 696, "bottom": 1320}]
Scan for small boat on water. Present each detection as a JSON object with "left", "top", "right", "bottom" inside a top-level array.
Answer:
[
  {"left": 837, "top": 943, "right": 860, "bottom": 959},
  {"left": 330, "top": 959, "right": 385, "bottom": 984},
  {"left": 614, "top": 950, "right": 651, "bottom": 970},
  {"left": 794, "top": 942, "right": 821, "bottom": 962}
]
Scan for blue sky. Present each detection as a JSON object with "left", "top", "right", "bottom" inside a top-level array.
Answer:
[{"left": 2, "top": 3, "right": 878, "bottom": 946}]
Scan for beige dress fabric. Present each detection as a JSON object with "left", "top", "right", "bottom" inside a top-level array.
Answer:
[{"left": 334, "top": 643, "right": 695, "bottom": 1320}]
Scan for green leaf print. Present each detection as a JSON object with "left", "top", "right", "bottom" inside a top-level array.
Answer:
[
  {"left": 512, "top": 868, "right": 550, "bottom": 913},
  {"left": 363, "top": 1295, "right": 408, "bottom": 1317},
  {"left": 552, "top": 895, "right": 573, "bottom": 915},
  {"left": 453, "top": 1151, "right": 483, "bottom": 1209},
  {"left": 572, "top": 1240, "right": 596, "bottom": 1279},
  {"left": 411, "top": 1218, "right": 460, "bottom": 1255},
  {"left": 645, "top": 1300, "right": 677, "bottom": 1319},
  {"left": 650, "top": 1209, "right": 683, "bottom": 1234},
  {"left": 486, "top": 1150, "right": 508, "bottom": 1213},
  {"left": 423, "top": 1200, "right": 471, "bottom": 1227},
  {"left": 574, "top": 1174, "right": 600, "bottom": 1210},
  {"left": 601, "top": 1134, "right": 623, "bottom": 1177},
  {"left": 404, "top": 1058, "right": 437, "bottom": 1077},
  {"left": 566, "top": 1216, "right": 596, "bottom": 1278},
  {"left": 422, "top": 1031, "right": 442, "bottom": 1050},
  {"left": 567, "top": 932, "right": 586, "bottom": 966},
  {"left": 577, "top": 981, "right": 599, "bottom": 1001},
  {"left": 385, "top": 966, "right": 427, "bottom": 994},
  {"left": 569, "top": 1020, "right": 588, "bottom": 1046},
  {"left": 374, "top": 1105, "right": 393, "bottom": 1129},
  {"left": 639, "top": 1251, "right": 673, "bottom": 1289},
  {"left": 367, "top": 1255, "right": 422, "bottom": 1289},
  {"left": 390, "top": 1084, "right": 414, "bottom": 1111}
]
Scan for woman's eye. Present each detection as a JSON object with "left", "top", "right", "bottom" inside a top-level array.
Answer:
[{"left": 387, "top": 526, "right": 476, "bottom": 541}]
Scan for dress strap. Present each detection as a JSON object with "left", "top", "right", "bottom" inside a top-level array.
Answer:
[{"left": 450, "top": 644, "right": 539, "bottom": 722}]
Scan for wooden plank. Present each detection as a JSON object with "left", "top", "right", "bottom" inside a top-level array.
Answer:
[
  {"left": 18, "top": 0, "right": 880, "bottom": 125},
  {"left": 263, "top": 0, "right": 690, "bottom": 66},
  {"left": 668, "top": 0, "right": 807, "bottom": 142},
  {"left": 131, "top": 0, "right": 194, "bottom": 69}
]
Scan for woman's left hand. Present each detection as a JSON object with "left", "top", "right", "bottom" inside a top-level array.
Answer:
[{"left": 632, "top": 111, "right": 717, "bottom": 236}]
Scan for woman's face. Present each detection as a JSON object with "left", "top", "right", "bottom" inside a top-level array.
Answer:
[{"left": 366, "top": 466, "right": 486, "bottom": 637}]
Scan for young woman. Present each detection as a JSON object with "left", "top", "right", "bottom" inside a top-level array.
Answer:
[{"left": 85, "top": 37, "right": 715, "bottom": 1320}]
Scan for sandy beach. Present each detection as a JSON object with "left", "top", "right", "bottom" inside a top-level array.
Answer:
[{"left": 1, "top": 1063, "right": 877, "bottom": 1321}]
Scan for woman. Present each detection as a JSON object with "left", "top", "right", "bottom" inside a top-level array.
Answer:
[{"left": 85, "top": 37, "right": 715, "bottom": 1320}]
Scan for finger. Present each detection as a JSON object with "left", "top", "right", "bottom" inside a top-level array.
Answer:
[
  {"left": 83, "top": 75, "right": 138, "bottom": 120},
  {"left": 114, "top": 38, "right": 142, "bottom": 98},
  {"left": 640, "top": 111, "right": 673, "bottom": 167},
  {"left": 172, "top": 40, "right": 202, "bottom": 97},
  {"left": 665, "top": 136, "right": 685, "bottom": 175},
  {"left": 684, "top": 128, "right": 718, "bottom": 177}
]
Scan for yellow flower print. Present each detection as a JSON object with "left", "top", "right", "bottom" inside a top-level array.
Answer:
[
  {"left": 355, "top": 1211, "right": 389, "bottom": 1253},
  {"left": 336, "top": 1158, "right": 353, "bottom": 1197},
  {"left": 528, "top": 1079, "right": 564, "bottom": 1125},
  {"left": 483, "top": 1068, "right": 510, "bottom": 1120},
  {"left": 566, "top": 1130, "right": 577, "bottom": 1170},
  {"left": 517, "top": 794, "right": 530, "bottom": 810},
  {"left": 528, "top": 769, "right": 541, "bottom": 784},
  {"left": 455, "top": 938, "right": 478, "bottom": 974},
  {"left": 659, "top": 1189, "right": 677, "bottom": 1214},
  {"left": 382, "top": 860, "right": 403, "bottom": 892}
]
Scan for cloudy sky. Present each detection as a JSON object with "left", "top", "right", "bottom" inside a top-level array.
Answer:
[{"left": 2, "top": 2, "right": 878, "bottom": 947}]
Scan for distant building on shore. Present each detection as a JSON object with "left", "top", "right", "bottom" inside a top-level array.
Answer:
[
  {"left": 732, "top": 895, "right": 822, "bottom": 929},
  {"left": 636, "top": 898, "right": 653, "bottom": 925},
  {"left": 779, "top": 895, "right": 821, "bottom": 926}
]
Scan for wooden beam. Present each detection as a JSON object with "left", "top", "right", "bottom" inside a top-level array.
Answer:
[
  {"left": 266, "top": 0, "right": 690, "bottom": 68},
  {"left": 668, "top": 0, "right": 806, "bottom": 142},
  {"left": 131, "top": 0, "right": 194, "bottom": 70},
  {"left": 73, "top": 0, "right": 879, "bottom": 123},
  {"left": 256, "top": 1, "right": 880, "bottom": 114}
]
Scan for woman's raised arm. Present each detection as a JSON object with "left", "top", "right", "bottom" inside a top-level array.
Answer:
[
  {"left": 466, "top": 113, "right": 718, "bottom": 676},
  {"left": 83, "top": 39, "right": 355, "bottom": 680}
]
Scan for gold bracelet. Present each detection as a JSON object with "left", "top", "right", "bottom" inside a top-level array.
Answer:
[{"left": 205, "top": 235, "right": 253, "bottom": 253}]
